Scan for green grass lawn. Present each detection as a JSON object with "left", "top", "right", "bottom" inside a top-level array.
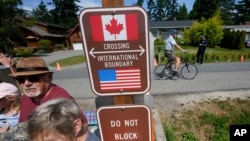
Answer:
[
  {"left": 50, "top": 55, "right": 86, "bottom": 67},
  {"left": 155, "top": 46, "right": 250, "bottom": 63},
  {"left": 49, "top": 46, "right": 250, "bottom": 68}
]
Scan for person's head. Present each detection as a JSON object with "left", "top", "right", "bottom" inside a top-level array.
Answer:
[
  {"left": 10, "top": 57, "right": 53, "bottom": 98},
  {"left": 0, "top": 82, "right": 20, "bottom": 113},
  {"left": 170, "top": 29, "right": 177, "bottom": 38},
  {"left": 200, "top": 35, "right": 205, "bottom": 40},
  {"left": 27, "top": 98, "right": 87, "bottom": 141}
]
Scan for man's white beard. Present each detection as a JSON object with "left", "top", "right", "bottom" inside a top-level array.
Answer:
[{"left": 24, "top": 90, "right": 41, "bottom": 97}]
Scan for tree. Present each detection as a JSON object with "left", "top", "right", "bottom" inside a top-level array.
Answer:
[
  {"left": 189, "top": 0, "right": 219, "bottom": 20},
  {"left": 154, "top": 0, "right": 166, "bottom": 21},
  {"left": 177, "top": 4, "right": 188, "bottom": 20},
  {"left": 165, "top": 0, "right": 179, "bottom": 20},
  {"left": 148, "top": 0, "right": 180, "bottom": 21},
  {"left": 221, "top": 29, "right": 246, "bottom": 50},
  {"left": 204, "top": 10, "right": 224, "bottom": 47},
  {"left": 235, "top": 0, "right": 250, "bottom": 24},
  {"left": 183, "top": 10, "right": 224, "bottom": 47},
  {"left": 136, "top": 0, "right": 144, "bottom": 6},
  {"left": 219, "top": 0, "right": 235, "bottom": 25},
  {"left": 147, "top": 0, "right": 155, "bottom": 20},
  {"left": 32, "top": 1, "right": 51, "bottom": 23},
  {"left": 190, "top": 0, "right": 240, "bottom": 25},
  {"left": 48, "top": 0, "right": 80, "bottom": 28},
  {"left": 0, "top": 0, "right": 23, "bottom": 54}
]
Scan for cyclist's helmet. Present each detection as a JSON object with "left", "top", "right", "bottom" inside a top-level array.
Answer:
[{"left": 170, "top": 29, "right": 177, "bottom": 35}]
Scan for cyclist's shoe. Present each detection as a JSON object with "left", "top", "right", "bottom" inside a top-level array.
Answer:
[
  {"left": 171, "top": 75, "right": 178, "bottom": 80},
  {"left": 173, "top": 71, "right": 180, "bottom": 77}
]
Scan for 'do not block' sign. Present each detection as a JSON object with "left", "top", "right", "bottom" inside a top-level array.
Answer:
[{"left": 97, "top": 105, "right": 152, "bottom": 141}]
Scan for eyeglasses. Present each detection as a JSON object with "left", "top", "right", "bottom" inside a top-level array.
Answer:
[{"left": 15, "top": 74, "right": 45, "bottom": 83}]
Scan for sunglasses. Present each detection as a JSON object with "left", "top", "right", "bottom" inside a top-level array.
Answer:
[{"left": 15, "top": 74, "right": 45, "bottom": 83}]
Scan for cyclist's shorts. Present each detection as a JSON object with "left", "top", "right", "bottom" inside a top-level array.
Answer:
[{"left": 164, "top": 50, "right": 176, "bottom": 62}]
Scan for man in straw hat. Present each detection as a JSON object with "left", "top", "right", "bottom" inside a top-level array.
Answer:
[
  {"left": 0, "top": 58, "right": 89, "bottom": 140},
  {"left": 9, "top": 57, "right": 87, "bottom": 124}
]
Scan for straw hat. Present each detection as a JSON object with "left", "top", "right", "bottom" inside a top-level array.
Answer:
[
  {"left": 10, "top": 57, "right": 53, "bottom": 77},
  {"left": 0, "top": 82, "right": 19, "bottom": 99}
]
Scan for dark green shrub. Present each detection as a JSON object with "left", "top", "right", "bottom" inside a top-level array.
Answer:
[
  {"left": 155, "top": 54, "right": 158, "bottom": 63},
  {"left": 37, "top": 39, "right": 52, "bottom": 53},
  {"left": 221, "top": 29, "right": 246, "bottom": 50},
  {"left": 15, "top": 48, "right": 35, "bottom": 54},
  {"left": 248, "top": 53, "right": 250, "bottom": 60},
  {"left": 211, "top": 54, "right": 216, "bottom": 61},
  {"left": 216, "top": 55, "right": 220, "bottom": 61},
  {"left": 161, "top": 56, "right": 166, "bottom": 63},
  {"left": 205, "top": 53, "right": 208, "bottom": 61},
  {"left": 231, "top": 54, "right": 236, "bottom": 61},
  {"left": 154, "top": 37, "right": 165, "bottom": 45},
  {"left": 205, "top": 53, "right": 213, "bottom": 62},
  {"left": 55, "top": 44, "right": 64, "bottom": 50},
  {"left": 191, "top": 54, "right": 196, "bottom": 62},
  {"left": 223, "top": 54, "right": 229, "bottom": 61},
  {"left": 37, "top": 39, "right": 51, "bottom": 48}
]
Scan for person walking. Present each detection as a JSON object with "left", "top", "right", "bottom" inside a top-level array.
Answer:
[
  {"left": 165, "top": 30, "right": 186, "bottom": 79},
  {"left": 196, "top": 35, "right": 208, "bottom": 65}
]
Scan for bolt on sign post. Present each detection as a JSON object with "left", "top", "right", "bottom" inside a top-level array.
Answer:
[
  {"left": 97, "top": 105, "right": 152, "bottom": 141},
  {"left": 79, "top": 7, "right": 150, "bottom": 96}
]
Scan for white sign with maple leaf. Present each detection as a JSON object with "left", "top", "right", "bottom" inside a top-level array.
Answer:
[{"left": 90, "top": 14, "right": 138, "bottom": 41}]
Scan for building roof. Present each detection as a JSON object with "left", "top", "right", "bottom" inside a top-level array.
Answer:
[
  {"left": 67, "top": 24, "right": 79, "bottom": 38},
  {"left": 23, "top": 26, "right": 67, "bottom": 38},
  {"left": 149, "top": 20, "right": 195, "bottom": 29},
  {"left": 224, "top": 25, "right": 250, "bottom": 32}
]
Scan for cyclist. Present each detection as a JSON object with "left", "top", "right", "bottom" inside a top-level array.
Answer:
[{"left": 164, "top": 30, "right": 186, "bottom": 79}]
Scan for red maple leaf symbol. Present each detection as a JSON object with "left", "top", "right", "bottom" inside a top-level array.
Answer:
[{"left": 105, "top": 17, "right": 123, "bottom": 40}]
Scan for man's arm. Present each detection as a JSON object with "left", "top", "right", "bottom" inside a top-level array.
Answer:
[
  {"left": 174, "top": 44, "right": 186, "bottom": 52},
  {"left": 199, "top": 40, "right": 208, "bottom": 47},
  {"left": 0, "top": 53, "right": 16, "bottom": 73}
]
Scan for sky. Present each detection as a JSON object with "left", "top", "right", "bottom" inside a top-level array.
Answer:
[{"left": 22, "top": 0, "right": 195, "bottom": 12}]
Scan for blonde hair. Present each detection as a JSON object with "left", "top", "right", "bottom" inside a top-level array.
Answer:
[{"left": 5, "top": 95, "right": 20, "bottom": 114}]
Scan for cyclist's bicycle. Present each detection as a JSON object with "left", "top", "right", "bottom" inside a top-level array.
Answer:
[{"left": 154, "top": 53, "right": 198, "bottom": 80}]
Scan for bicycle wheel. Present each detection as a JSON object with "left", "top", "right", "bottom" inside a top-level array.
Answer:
[
  {"left": 181, "top": 64, "right": 198, "bottom": 80},
  {"left": 154, "top": 64, "right": 170, "bottom": 80}
]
